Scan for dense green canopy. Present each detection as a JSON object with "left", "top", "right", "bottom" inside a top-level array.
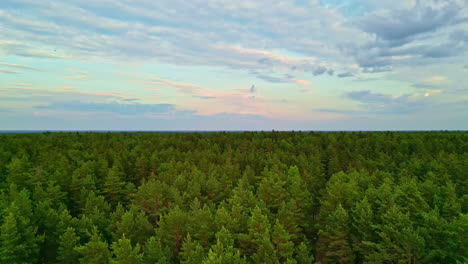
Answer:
[{"left": 0, "top": 131, "right": 466, "bottom": 263}]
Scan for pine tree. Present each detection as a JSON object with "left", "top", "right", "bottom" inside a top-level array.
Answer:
[
  {"left": 112, "top": 206, "right": 154, "bottom": 245},
  {"left": 295, "top": 242, "right": 315, "bottom": 264},
  {"left": 157, "top": 206, "right": 189, "bottom": 256},
  {"left": 75, "top": 228, "right": 110, "bottom": 264},
  {"left": 189, "top": 200, "right": 214, "bottom": 248},
  {"left": 110, "top": 236, "right": 144, "bottom": 264},
  {"left": 238, "top": 206, "right": 270, "bottom": 256},
  {"left": 104, "top": 165, "right": 126, "bottom": 206},
  {"left": 0, "top": 201, "right": 42, "bottom": 264},
  {"left": 143, "top": 236, "right": 171, "bottom": 264},
  {"left": 203, "top": 227, "right": 246, "bottom": 264},
  {"left": 6, "top": 155, "right": 33, "bottom": 189},
  {"left": 0, "top": 211, "right": 26, "bottom": 264},
  {"left": 271, "top": 219, "right": 294, "bottom": 261},
  {"left": 317, "top": 204, "right": 354, "bottom": 264},
  {"left": 57, "top": 227, "right": 81, "bottom": 264},
  {"left": 179, "top": 234, "right": 206, "bottom": 264},
  {"left": 364, "top": 205, "right": 424, "bottom": 264}
]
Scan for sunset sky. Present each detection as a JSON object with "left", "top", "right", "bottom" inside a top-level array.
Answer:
[{"left": 1, "top": 0, "right": 467, "bottom": 130}]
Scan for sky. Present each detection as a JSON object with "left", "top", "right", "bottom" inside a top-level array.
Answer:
[{"left": 0, "top": 0, "right": 467, "bottom": 131}]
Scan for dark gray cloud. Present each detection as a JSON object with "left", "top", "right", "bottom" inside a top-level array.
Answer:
[
  {"left": 421, "top": 43, "right": 460, "bottom": 58},
  {"left": 337, "top": 72, "right": 353, "bottom": 78},
  {"left": 450, "top": 30, "right": 468, "bottom": 44},
  {"left": 311, "top": 66, "right": 328, "bottom": 76},
  {"left": 347, "top": 0, "right": 468, "bottom": 72},
  {"left": 35, "top": 101, "right": 179, "bottom": 115},
  {"left": 358, "top": 2, "right": 461, "bottom": 42}
]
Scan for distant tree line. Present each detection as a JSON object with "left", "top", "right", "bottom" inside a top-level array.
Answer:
[{"left": 0, "top": 131, "right": 466, "bottom": 263}]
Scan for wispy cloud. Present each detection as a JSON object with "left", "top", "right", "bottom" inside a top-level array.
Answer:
[
  {"left": 10, "top": 83, "right": 32, "bottom": 86},
  {"left": 35, "top": 101, "right": 178, "bottom": 115},
  {"left": 0, "top": 68, "right": 18, "bottom": 74},
  {"left": 64, "top": 69, "right": 92, "bottom": 80},
  {"left": 0, "top": 62, "right": 44, "bottom": 71},
  {"left": 255, "top": 73, "right": 318, "bottom": 87}
]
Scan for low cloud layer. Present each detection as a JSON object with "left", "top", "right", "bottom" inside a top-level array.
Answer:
[{"left": 34, "top": 101, "right": 178, "bottom": 115}]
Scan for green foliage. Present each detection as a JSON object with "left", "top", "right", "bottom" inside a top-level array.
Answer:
[
  {"left": 0, "top": 131, "right": 466, "bottom": 263},
  {"left": 56, "top": 227, "right": 80, "bottom": 264},
  {"left": 179, "top": 234, "right": 206, "bottom": 264},
  {"left": 75, "top": 228, "right": 110, "bottom": 264},
  {"left": 110, "top": 236, "right": 144, "bottom": 264},
  {"left": 0, "top": 193, "right": 42, "bottom": 264},
  {"left": 204, "top": 227, "right": 246, "bottom": 264}
]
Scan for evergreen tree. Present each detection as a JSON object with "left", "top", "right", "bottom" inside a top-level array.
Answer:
[
  {"left": 104, "top": 165, "right": 126, "bottom": 206},
  {"left": 317, "top": 204, "right": 354, "bottom": 264},
  {"left": 203, "top": 227, "right": 246, "bottom": 264},
  {"left": 75, "top": 228, "right": 110, "bottom": 264},
  {"left": 56, "top": 227, "right": 81, "bottom": 264},
  {"left": 0, "top": 201, "right": 42, "bottom": 264},
  {"left": 143, "top": 236, "right": 171, "bottom": 264},
  {"left": 110, "top": 236, "right": 144, "bottom": 264},
  {"left": 271, "top": 219, "right": 295, "bottom": 261},
  {"left": 179, "top": 234, "right": 206, "bottom": 264},
  {"left": 295, "top": 242, "right": 315, "bottom": 264},
  {"left": 157, "top": 206, "right": 189, "bottom": 256}
]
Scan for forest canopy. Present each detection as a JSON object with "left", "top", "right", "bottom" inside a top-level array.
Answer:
[{"left": 0, "top": 131, "right": 466, "bottom": 263}]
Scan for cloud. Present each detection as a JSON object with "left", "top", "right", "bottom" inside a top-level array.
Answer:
[
  {"left": 10, "top": 83, "right": 32, "bottom": 86},
  {"left": 0, "top": 86, "right": 136, "bottom": 102},
  {"left": 34, "top": 101, "right": 179, "bottom": 115},
  {"left": 193, "top": 95, "right": 216, "bottom": 99},
  {"left": 412, "top": 83, "right": 435, "bottom": 89},
  {"left": 424, "top": 76, "right": 447, "bottom": 85},
  {"left": 2, "top": 0, "right": 466, "bottom": 77},
  {"left": 0, "top": 36, "right": 70, "bottom": 59},
  {"left": 0, "top": 62, "right": 44, "bottom": 71},
  {"left": 315, "top": 108, "right": 363, "bottom": 114},
  {"left": 250, "top": 85, "right": 256, "bottom": 93},
  {"left": 413, "top": 76, "right": 449, "bottom": 88},
  {"left": 315, "top": 88, "right": 465, "bottom": 116},
  {"left": 357, "top": 1, "right": 461, "bottom": 42},
  {"left": 344, "top": 90, "right": 429, "bottom": 114},
  {"left": 64, "top": 69, "right": 92, "bottom": 80},
  {"left": 0, "top": 68, "right": 18, "bottom": 74},
  {"left": 255, "top": 73, "right": 317, "bottom": 86},
  {"left": 344, "top": 0, "right": 468, "bottom": 71},
  {"left": 256, "top": 74, "right": 290, "bottom": 83},
  {"left": 0, "top": 1, "right": 350, "bottom": 75},
  {"left": 337, "top": 72, "right": 354, "bottom": 78}
]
